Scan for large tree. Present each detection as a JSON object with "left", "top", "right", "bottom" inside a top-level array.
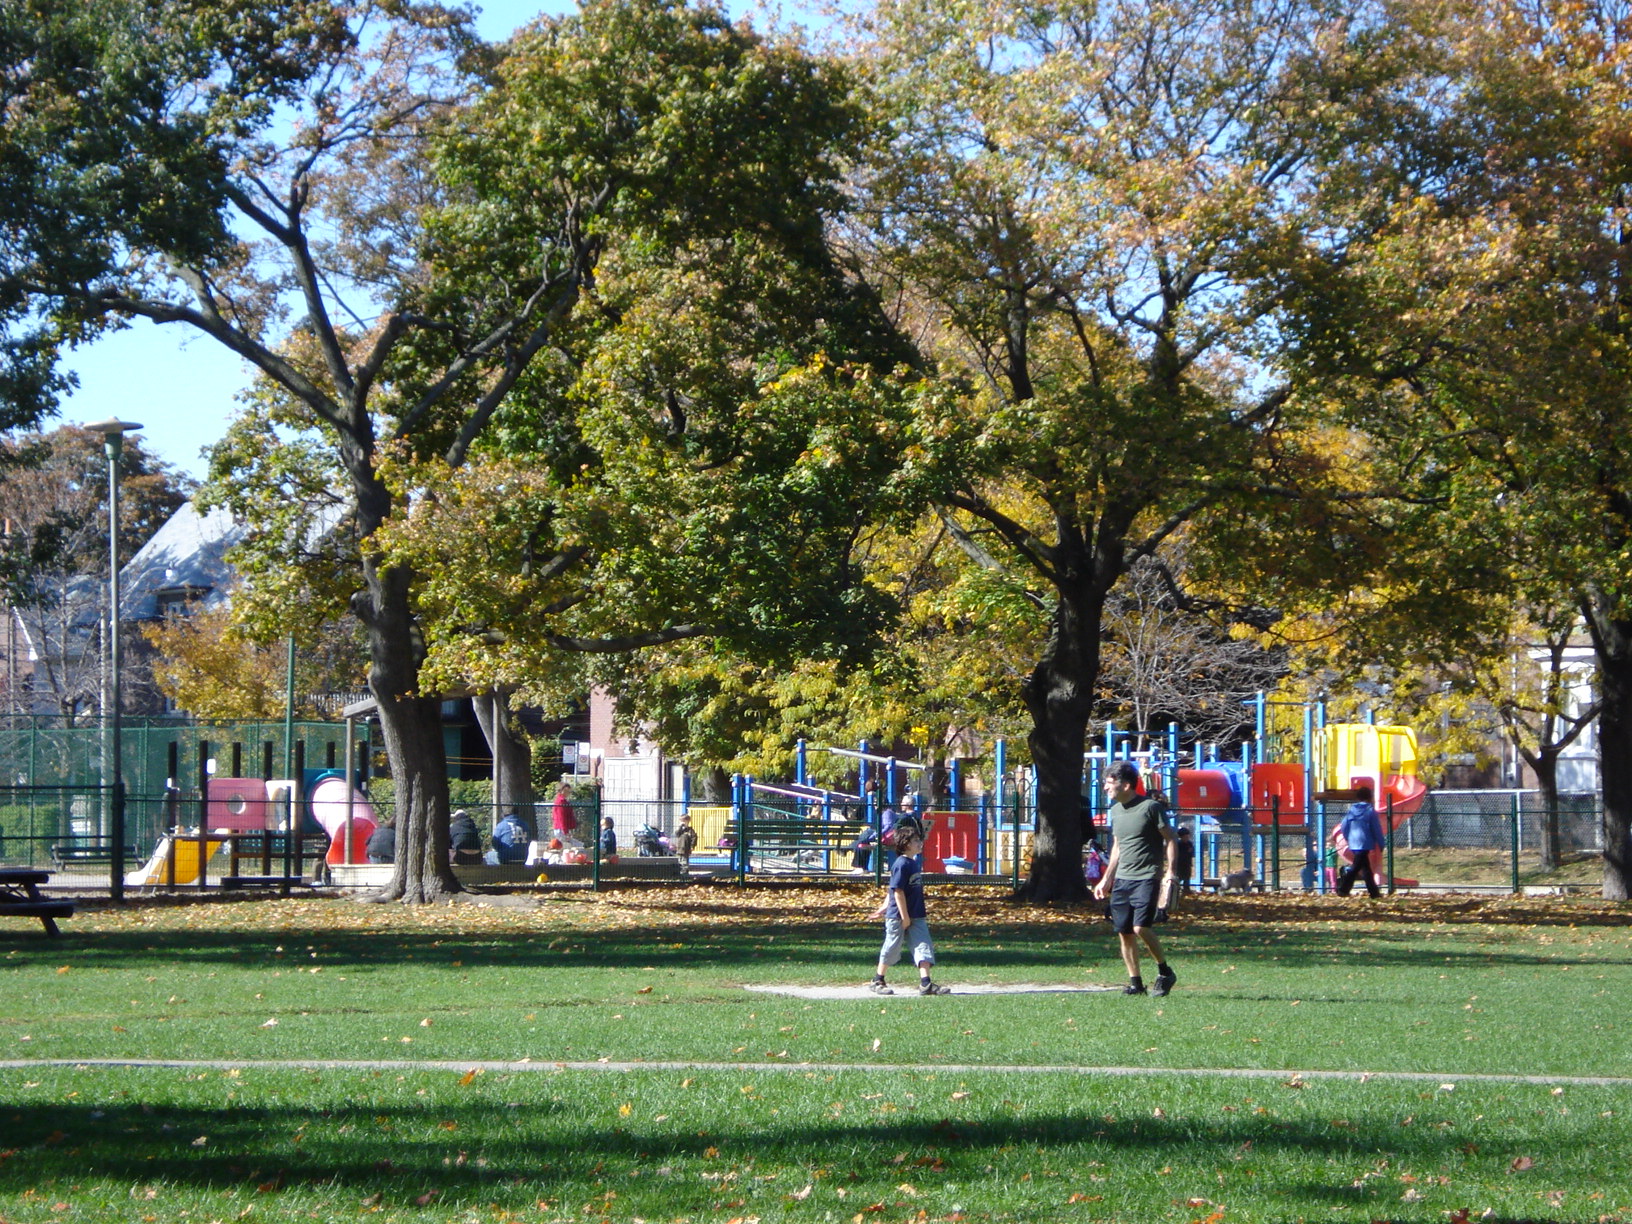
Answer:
[
  {"left": 3, "top": 0, "right": 907, "bottom": 899},
  {"left": 850, "top": 0, "right": 1418, "bottom": 900},
  {"left": 1283, "top": 0, "right": 1632, "bottom": 896}
]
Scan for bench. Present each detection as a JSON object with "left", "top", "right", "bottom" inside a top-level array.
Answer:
[
  {"left": 49, "top": 842, "right": 138, "bottom": 871},
  {"left": 220, "top": 875, "right": 313, "bottom": 890},
  {"left": 0, "top": 868, "right": 74, "bottom": 937},
  {"left": 723, "top": 817, "right": 871, "bottom": 872}
]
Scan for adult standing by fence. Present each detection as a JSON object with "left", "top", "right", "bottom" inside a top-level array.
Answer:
[{"left": 551, "top": 782, "right": 577, "bottom": 839}]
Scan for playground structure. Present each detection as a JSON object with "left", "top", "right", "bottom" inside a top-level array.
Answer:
[
  {"left": 1079, "top": 705, "right": 1429, "bottom": 893},
  {"left": 120, "top": 769, "right": 382, "bottom": 889},
  {"left": 714, "top": 697, "right": 1432, "bottom": 893},
  {"left": 0, "top": 696, "right": 1456, "bottom": 894}
]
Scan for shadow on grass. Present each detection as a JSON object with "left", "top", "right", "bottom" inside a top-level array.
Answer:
[
  {"left": 0, "top": 1091, "right": 1588, "bottom": 1219},
  {"left": 9, "top": 908, "right": 1623, "bottom": 982}
]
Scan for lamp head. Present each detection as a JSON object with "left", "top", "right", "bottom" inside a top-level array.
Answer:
[{"left": 83, "top": 418, "right": 144, "bottom": 457}]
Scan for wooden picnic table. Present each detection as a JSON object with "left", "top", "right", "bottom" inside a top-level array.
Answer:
[{"left": 0, "top": 867, "right": 75, "bottom": 937}]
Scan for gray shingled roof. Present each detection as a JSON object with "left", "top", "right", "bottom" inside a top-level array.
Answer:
[{"left": 119, "top": 501, "right": 245, "bottom": 620}]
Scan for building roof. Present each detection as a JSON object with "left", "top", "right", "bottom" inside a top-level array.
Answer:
[{"left": 119, "top": 501, "right": 245, "bottom": 620}]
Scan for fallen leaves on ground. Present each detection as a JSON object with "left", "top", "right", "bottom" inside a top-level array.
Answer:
[{"left": 51, "top": 884, "right": 1632, "bottom": 943}]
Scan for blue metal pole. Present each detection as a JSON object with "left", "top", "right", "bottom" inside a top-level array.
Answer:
[
  {"left": 738, "top": 775, "right": 753, "bottom": 884},
  {"left": 859, "top": 740, "right": 871, "bottom": 822},
  {"left": 977, "top": 792, "right": 989, "bottom": 873}
]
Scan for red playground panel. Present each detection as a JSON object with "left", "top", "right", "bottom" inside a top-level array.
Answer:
[
  {"left": 1249, "top": 763, "right": 1305, "bottom": 826},
  {"left": 206, "top": 777, "right": 272, "bottom": 831},
  {"left": 922, "top": 810, "right": 981, "bottom": 872},
  {"left": 1177, "top": 768, "right": 1234, "bottom": 815}
]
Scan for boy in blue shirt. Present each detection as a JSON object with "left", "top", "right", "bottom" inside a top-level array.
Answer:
[
  {"left": 867, "top": 822, "right": 949, "bottom": 996},
  {"left": 1332, "top": 784, "right": 1385, "bottom": 898}
]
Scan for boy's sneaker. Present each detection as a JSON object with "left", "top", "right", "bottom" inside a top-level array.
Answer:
[
  {"left": 1152, "top": 968, "right": 1177, "bottom": 997},
  {"left": 918, "top": 980, "right": 950, "bottom": 995},
  {"left": 1122, "top": 982, "right": 1148, "bottom": 995},
  {"left": 869, "top": 980, "right": 894, "bottom": 995}
]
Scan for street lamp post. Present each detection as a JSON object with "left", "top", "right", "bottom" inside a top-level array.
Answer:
[{"left": 84, "top": 418, "right": 143, "bottom": 904}]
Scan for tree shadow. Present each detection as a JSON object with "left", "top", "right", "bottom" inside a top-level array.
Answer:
[{"left": 0, "top": 1086, "right": 1600, "bottom": 1219}]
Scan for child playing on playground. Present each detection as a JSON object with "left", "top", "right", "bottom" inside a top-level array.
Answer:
[
  {"left": 867, "top": 822, "right": 950, "bottom": 996},
  {"left": 674, "top": 812, "right": 698, "bottom": 869},
  {"left": 1331, "top": 784, "right": 1384, "bottom": 898}
]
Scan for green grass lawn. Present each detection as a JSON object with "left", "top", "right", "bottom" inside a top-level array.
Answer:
[{"left": 2, "top": 884, "right": 1630, "bottom": 1222}]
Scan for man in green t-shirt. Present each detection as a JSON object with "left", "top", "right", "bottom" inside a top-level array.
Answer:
[{"left": 1092, "top": 760, "right": 1179, "bottom": 996}]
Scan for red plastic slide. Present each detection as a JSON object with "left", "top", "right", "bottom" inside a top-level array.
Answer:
[
  {"left": 1380, "top": 774, "right": 1427, "bottom": 830},
  {"left": 309, "top": 776, "right": 379, "bottom": 864}
]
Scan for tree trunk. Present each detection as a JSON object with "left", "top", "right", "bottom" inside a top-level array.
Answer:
[
  {"left": 696, "top": 766, "right": 731, "bottom": 803},
  {"left": 375, "top": 688, "right": 458, "bottom": 901},
  {"left": 362, "top": 553, "right": 461, "bottom": 902},
  {"left": 1596, "top": 646, "right": 1632, "bottom": 901},
  {"left": 473, "top": 690, "right": 534, "bottom": 819},
  {"left": 1582, "top": 594, "right": 1632, "bottom": 900},
  {"left": 1532, "top": 752, "right": 1561, "bottom": 873},
  {"left": 1018, "top": 582, "right": 1104, "bottom": 904}
]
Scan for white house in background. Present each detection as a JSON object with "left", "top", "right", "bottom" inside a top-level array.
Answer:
[
  {"left": 0, "top": 572, "right": 101, "bottom": 720},
  {"left": 1510, "top": 640, "right": 1599, "bottom": 795},
  {"left": 116, "top": 501, "right": 247, "bottom": 714},
  {"left": 586, "top": 686, "right": 685, "bottom": 819}
]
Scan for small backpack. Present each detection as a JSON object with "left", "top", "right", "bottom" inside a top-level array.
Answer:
[{"left": 1084, "top": 843, "right": 1106, "bottom": 884}]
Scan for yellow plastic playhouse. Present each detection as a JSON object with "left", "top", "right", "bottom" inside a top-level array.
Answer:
[{"left": 1316, "top": 723, "right": 1427, "bottom": 828}]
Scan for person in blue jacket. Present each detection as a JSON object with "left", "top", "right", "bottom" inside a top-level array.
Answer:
[
  {"left": 1332, "top": 785, "right": 1385, "bottom": 898},
  {"left": 487, "top": 811, "right": 531, "bottom": 864}
]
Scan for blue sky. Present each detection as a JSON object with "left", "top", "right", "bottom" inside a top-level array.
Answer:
[{"left": 54, "top": 0, "right": 574, "bottom": 481}]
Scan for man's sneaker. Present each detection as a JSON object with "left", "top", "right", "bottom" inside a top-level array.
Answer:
[
  {"left": 869, "top": 980, "right": 894, "bottom": 995},
  {"left": 1152, "top": 968, "right": 1177, "bottom": 997},
  {"left": 1122, "top": 982, "right": 1147, "bottom": 995},
  {"left": 918, "top": 979, "right": 950, "bottom": 995}
]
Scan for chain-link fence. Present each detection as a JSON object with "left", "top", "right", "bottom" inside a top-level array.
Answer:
[
  {"left": 1, "top": 716, "right": 1606, "bottom": 896},
  {"left": 0, "top": 715, "right": 368, "bottom": 796}
]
